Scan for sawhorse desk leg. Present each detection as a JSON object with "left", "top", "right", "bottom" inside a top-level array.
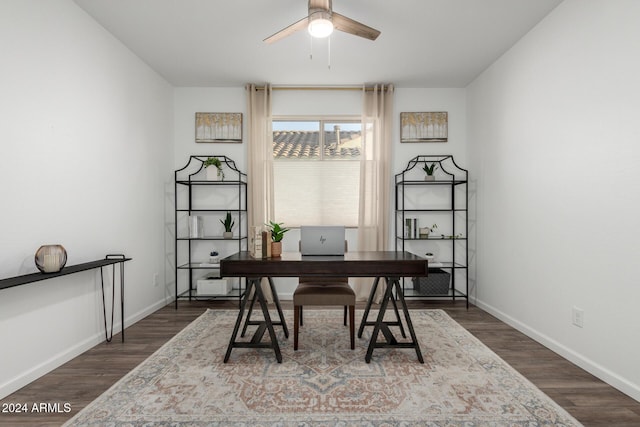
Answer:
[
  {"left": 224, "top": 277, "right": 282, "bottom": 363},
  {"left": 364, "top": 276, "right": 423, "bottom": 364},
  {"left": 241, "top": 277, "right": 289, "bottom": 339},
  {"left": 357, "top": 277, "right": 406, "bottom": 339}
]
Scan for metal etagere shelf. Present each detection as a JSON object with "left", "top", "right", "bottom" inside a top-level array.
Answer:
[
  {"left": 174, "top": 155, "right": 247, "bottom": 308},
  {"left": 395, "top": 155, "right": 469, "bottom": 307}
]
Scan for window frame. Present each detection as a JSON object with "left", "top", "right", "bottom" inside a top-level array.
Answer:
[
  {"left": 272, "top": 115, "right": 362, "bottom": 161},
  {"left": 271, "top": 115, "right": 363, "bottom": 227}
]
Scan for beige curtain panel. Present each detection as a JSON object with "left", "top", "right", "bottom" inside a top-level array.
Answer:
[
  {"left": 245, "top": 83, "right": 275, "bottom": 301},
  {"left": 354, "top": 84, "right": 395, "bottom": 302}
]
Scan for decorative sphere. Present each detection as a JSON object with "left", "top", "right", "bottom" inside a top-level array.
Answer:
[{"left": 35, "top": 244, "right": 67, "bottom": 273}]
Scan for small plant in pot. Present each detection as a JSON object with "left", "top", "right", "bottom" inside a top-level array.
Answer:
[
  {"left": 266, "top": 221, "right": 290, "bottom": 257},
  {"left": 220, "top": 212, "right": 235, "bottom": 238},
  {"left": 422, "top": 162, "right": 438, "bottom": 181},
  {"left": 203, "top": 157, "right": 224, "bottom": 181}
]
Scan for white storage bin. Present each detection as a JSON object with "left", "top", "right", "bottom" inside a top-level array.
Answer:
[{"left": 197, "top": 278, "right": 231, "bottom": 296}]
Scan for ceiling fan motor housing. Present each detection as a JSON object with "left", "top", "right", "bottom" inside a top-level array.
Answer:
[{"left": 308, "top": 8, "right": 334, "bottom": 38}]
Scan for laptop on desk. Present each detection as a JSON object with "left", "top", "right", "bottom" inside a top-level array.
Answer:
[{"left": 300, "top": 226, "right": 346, "bottom": 256}]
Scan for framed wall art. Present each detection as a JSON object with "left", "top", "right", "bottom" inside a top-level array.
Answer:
[
  {"left": 195, "top": 112, "right": 243, "bottom": 143},
  {"left": 400, "top": 112, "right": 448, "bottom": 142}
]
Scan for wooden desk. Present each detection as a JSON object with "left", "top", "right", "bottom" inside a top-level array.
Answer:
[{"left": 220, "top": 251, "right": 427, "bottom": 363}]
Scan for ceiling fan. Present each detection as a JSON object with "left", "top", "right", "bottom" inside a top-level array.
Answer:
[{"left": 264, "top": 0, "right": 381, "bottom": 44}]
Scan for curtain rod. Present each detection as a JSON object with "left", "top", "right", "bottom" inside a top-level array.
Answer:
[{"left": 250, "top": 85, "right": 392, "bottom": 92}]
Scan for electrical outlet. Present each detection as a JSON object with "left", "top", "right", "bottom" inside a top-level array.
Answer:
[
  {"left": 572, "top": 306, "right": 584, "bottom": 328},
  {"left": 153, "top": 273, "right": 159, "bottom": 287}
]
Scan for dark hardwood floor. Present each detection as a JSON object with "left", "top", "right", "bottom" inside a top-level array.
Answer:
[{"left": 1, "top": 300, "right": 639, "bottom": 426}]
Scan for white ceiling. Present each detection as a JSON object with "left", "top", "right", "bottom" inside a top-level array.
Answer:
[{"left": 73, "top": 0, "right": 563, "bottom": 88}]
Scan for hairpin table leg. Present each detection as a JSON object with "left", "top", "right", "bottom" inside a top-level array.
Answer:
[{"left": 101, "top": 254, "right": 126, "bottom": 343}]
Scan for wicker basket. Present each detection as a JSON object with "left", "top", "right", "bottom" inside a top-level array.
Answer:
[{"left": 412, "top": 268, "right": 451, "bottom": 295}]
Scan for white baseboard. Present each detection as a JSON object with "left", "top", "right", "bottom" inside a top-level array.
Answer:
[
  {"left": 125, "top": 297, "right": 172, "bottom": 328},
  {"left": 0, "top": 297, "right": 170, "bottom": 400},
  {"left": 0, "top": 331, "right": 106, "bottom": 400},
  {"left": 277, "top": 292, "right": 293, "bottom": 301},
  {"left": 474, "top": 298, "right": 640, "bottom": 403}
]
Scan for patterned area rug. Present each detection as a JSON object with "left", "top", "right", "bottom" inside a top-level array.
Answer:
[{"left": 64, "top": 309, "right": 582, "bottom": 426}]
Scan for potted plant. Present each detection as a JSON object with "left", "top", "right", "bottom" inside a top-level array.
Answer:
[
  {"left": 266, "top": 221, "right": 290, "bottom": 257},
  {"left": 203, "top": 157, "right": 224, "bottom": 181},
  {"left": 220, "top": 212, "right": 235, "bottom": 238},
  {"left": 422, "top": 162, "right": 438, "bottom": 181}
]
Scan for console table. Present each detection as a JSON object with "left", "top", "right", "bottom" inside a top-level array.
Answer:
[
  {"left": 220, "top": 251, "right": 428, "bottom": 363},
  {"left": 0, "top": 255, "right": 132, "bottom": 342}
]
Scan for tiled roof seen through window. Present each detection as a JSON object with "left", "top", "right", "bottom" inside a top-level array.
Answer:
[{"left": 272, "top": 130, "right": 362, "bottom": 159}]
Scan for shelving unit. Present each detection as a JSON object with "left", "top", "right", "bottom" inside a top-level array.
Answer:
[
  {"left": 174, "top": 155, "right": 247, "bottom": 308},
  {"left": 395, "top": 155, "right": 468, "bottom": 307}
]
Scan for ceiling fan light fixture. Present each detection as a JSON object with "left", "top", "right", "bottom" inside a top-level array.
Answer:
[{"left": 308, "top": 10, "right": 333, "bottom": 38}]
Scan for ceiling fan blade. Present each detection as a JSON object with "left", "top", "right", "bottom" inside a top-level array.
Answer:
[
  {"left": 332, "top": 12, "right": 380, "bottom": 41},
  {"left": 263, "top": 16, "right": 309, "bottom": 44}
]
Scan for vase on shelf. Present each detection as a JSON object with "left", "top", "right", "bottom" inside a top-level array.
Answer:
[
  {"left": 223, "top": 231, "right": 233, "bottom": 239},
  {"left": 35, "top": 244, "right": 67, "bottom": 273},
  {"left": 271, "top": 241, "right": 282, "bottom": 257},
  {"left": 206, "top": 167, "right": 223, "bottom": 181},
  {"left": 189, "top": 216, "right": 204, "bottom": 238}
]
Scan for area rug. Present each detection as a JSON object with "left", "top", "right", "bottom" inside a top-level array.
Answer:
[{"left": 64, "top": 309, "right": 581, "bottom": 426}]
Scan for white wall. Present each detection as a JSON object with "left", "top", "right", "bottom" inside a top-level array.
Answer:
[
  {"left": 393, "top": 88, "right": 467, "bottom": 173},
  {"left": 173, "top": 88, "right": 247, "bottom": 173},
  {"left": 173, "top": 86, "right": 468, "bottom": 191},
  {"left": 0, "top": 0, "right": 174, "bottom": 398},
  {"left": 467, "top": 0, "right": 640, "bottom": 401},
  {"left": 173, "top": 87, "right": 467, "bottom": 297}
]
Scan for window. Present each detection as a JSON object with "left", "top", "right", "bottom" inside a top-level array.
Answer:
[{"left": 272, "top": 118, "right": 362, "bottom": 226}]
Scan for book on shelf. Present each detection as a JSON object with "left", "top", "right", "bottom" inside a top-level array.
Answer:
[
  {"left": 249, "top": 225, "right": 271, "bottom": 259},
  {"left": 262, "top": 230, "right": 271, "bottom": 258},
  {"left": 249, "top": 226, "right": 261, "bottom": 258},
  {"left": 404, "top": 217, "right": 418, "bottom": 238}
]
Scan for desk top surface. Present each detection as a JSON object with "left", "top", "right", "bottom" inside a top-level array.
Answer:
[{"left": 220, "top": 251, "right": 428, "bottom": 277}]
